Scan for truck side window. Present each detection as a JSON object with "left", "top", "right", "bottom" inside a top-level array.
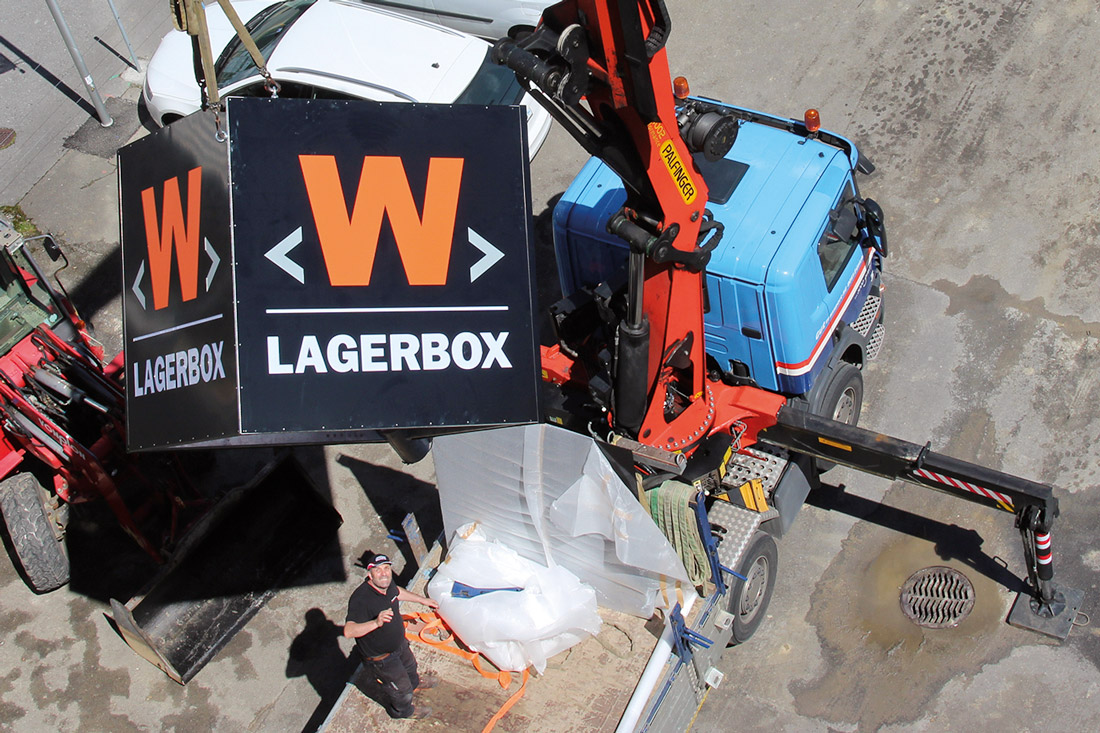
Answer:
[{"left": 817, "top": 183, "right": 860, "bottom": 292}]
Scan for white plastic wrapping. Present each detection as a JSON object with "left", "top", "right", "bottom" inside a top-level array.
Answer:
[
  {"left": 433, "top": 424, "right": 694, "bottom": 617},
  {"left": 427, "top": 523, "right": 601, "bottom": 673}
]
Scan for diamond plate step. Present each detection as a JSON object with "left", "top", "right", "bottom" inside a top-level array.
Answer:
[
  {"left": 707, "top": 500, "right": 763, "bottom": 573},
  {"left": 851, "top": 293, "right": 881, "bottom": 337},
  {"left": 866, "top": 321, "right": 885, "bottom": 360},
  {"left": 721, "top": 444, "right": 788, "bottom": 499}
]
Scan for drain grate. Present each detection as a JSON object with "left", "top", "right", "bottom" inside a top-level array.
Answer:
[{"left": 900, "top": 566, "right": 975, "bottom": 628}]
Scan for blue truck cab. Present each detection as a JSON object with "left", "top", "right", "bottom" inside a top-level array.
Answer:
[{"left": 552, "top": 101, "right": 887, "bottom": 424}]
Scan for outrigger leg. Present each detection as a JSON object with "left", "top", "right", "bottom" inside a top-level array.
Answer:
[
  {"left": 759, "top": 408, "right": 1085, "bottom": 641},
  {"left": 1007, "top": 505, "right": 1084, "bottom": 640}
]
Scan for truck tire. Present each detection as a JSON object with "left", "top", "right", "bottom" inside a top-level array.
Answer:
[
  {"left": 726, "top": 531, "right": 778, "bottom": 644},
  {"left": 814, "top": 363, "right": 863, "bottom": 471},
  {"left": 0, "top": 472, "right": 69, "bottom": 593}
]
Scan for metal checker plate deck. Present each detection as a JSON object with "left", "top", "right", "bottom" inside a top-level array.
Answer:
[
  {"left": 640, "top": 477, "right": 774, "bottom": 730},
  {"left": 721, "top": 444, "right": 788, "bottom": 500},
  {"left": 708, "top": 500, "right": 764, "bottom": 573}
]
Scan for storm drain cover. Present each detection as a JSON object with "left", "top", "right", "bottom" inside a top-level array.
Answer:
[{"left": 900, "top": 566, "right": 975, "bottom": 628}]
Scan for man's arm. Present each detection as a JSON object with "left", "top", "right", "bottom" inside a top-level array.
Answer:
[
  {"left": 343, "top": 607, "right": 394, "bottom": 638},
  {"left": 397, "top": 586, "right": 439, "bottom": 609}
]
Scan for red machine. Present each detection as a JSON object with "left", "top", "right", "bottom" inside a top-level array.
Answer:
[{"left": 0, "top": 218, "right": 198, "bottom": 592}]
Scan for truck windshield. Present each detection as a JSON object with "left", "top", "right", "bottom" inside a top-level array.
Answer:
[
  {"left": 455, "top": 51, "right": 526, "bottom": 106},
  {"left": 0, "top": 247, "right": 64, "bottom": 353},
  {"left": 216, "top": 0, "right": 317, "bottom": 88}
]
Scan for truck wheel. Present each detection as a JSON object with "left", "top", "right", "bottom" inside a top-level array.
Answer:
[
  {"left": 726, "top": 531, "right": 778, "bottom": 644},
  {"left": 815, "top": 363, "right": 863, "bottom": 471},
  {"left": 0, "top": 473, "right": 69, "bottom": 593}
]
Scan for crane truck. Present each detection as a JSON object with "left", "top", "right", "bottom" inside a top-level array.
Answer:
[
  {"left": 326, "top": 0, "right": 1084, "bottom": 729},
  {"left": 490, "top": 0, "right": 1075, "bottom": 634}
]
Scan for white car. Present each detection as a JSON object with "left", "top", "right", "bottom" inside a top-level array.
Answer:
[
  {"left": 142, "top": 0, "right": 552, "bottom": 158},
  {"left": 356, "top": 0, "right": 547, "bottom": 39}
]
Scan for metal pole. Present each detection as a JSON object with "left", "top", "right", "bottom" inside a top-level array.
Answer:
[
  {"left": 104, "top": 0, "right": 140, "bottom": 71},
  {"left": 43, "top": 0, "right": 114, "bottom": 127}
]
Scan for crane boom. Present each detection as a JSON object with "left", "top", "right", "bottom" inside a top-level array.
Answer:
[{"left": 494, "top": 0, "right": 747, "bottom": 446}]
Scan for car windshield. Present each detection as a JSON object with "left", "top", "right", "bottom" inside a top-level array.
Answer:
[
  {"left": 0, "top": 246, "right": 63, "bottom": 353},
  {"left": 455, "top": 51, "right": 526, "bottom": 106},
  {"left": 216, "top": 0, "right": 317, "bottom": 88}
]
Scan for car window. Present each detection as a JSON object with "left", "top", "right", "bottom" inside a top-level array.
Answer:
[
  {"left": 455, "top": 50, "right": 525, "bottom": 106},
  {"left": 216, "top": 0, "right": 317, "bottom": 88},
  {"left": 817, "top": 182, "right": 860, "bottom": 292}
]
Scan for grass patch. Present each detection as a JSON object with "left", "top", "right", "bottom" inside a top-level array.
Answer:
[{"left": 0, "top": 205, "right": 39, "bottom": 236}]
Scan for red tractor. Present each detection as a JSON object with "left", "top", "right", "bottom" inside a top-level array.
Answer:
[{"left": 0, "top": 216, "right": 188, "bottom": 592}]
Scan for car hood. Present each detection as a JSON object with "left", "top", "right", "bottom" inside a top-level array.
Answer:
[
  {"left": 144, "top": 0, "right": 278, "bottom": 108},
  {"left": 265, "top": 3, "right": 488, "bottom": 103},
  {"left": 146, "top": 0, "right": 491, "bottom": 108}
]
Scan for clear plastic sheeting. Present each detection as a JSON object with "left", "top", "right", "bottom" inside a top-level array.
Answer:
[
  {"left": 433, "top": 424, "right": 694, "bottom": 617},
  {"left": 427, "top": 523, "right": 601, "bottom": 673}
]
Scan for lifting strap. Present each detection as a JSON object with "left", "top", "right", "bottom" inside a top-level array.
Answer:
[
  {"left": 645, "top": 480, "right": 710, "bottom": 588},
  {"left": 636, "top": 473, "right": 687, "bottom": 609},
  {"left": 170, "top": 0, "right": 273, "bottom": 110},
  {"left": 404, "top": 611, "right": 530, "bottom": 733}
]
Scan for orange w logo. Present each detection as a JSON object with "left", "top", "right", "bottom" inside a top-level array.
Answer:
[
  {"left": 298, "top": 155, "right": 464, "bottom": 286},
  {"left": 141, "top": 167, "right": 202, "bottom": 310}
]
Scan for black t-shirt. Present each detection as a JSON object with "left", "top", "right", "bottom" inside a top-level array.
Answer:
[{"left": 346, "top": 579, "right": 403, "bottom": 657}]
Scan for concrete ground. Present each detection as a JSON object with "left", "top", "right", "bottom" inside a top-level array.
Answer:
[{"left": 1, "top": 0, "right": 1099, "bottom": 731}]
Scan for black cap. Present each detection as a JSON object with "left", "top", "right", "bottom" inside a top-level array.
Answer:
[{"left": 366, "top": 554, "right": 392, "bottom": 569}]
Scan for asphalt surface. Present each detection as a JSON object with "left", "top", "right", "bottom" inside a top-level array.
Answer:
[{"left": 1, "top": 0, "right": 1099, "bottom": 731}]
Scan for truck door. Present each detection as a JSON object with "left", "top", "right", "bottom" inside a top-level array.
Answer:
[
  {"left": 806, "top": 178, "right": 873, "bottom": 371},
  {"left": 771, "top": 176, "right": 870, "bottom": 395}
]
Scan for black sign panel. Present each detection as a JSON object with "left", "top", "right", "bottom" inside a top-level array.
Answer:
[
  {"left": 229, "top": 98, "right": 539, "bottom": 432},
  {"left": 120, "top": 100, "right": 539, "bottom": 448},
  {"left": 119, "top": 112, "right": 238, "bottom": 450}
]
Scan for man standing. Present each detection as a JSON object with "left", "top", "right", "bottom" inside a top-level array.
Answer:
[{"left": 344, "top": 553, "right": 439, "bottom": 719}]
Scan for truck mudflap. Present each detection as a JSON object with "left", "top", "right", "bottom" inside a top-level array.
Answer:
[{"left": 108, "top": 456, "right": 342, "bottom": 684}]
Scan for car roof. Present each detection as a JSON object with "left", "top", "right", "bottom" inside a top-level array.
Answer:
[{"left": 265, "top": 0, "right": 490, "bottom": 103}]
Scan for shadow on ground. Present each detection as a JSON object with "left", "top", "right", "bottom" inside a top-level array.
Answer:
[
  {"left": 334, "top": 454, "right": 441, "bottom": 587},
  {"left": 809, "top": 479, "right": 1028, "bottom": 594},
  {"left": 287, "top": 607, "right": 359, "bottom": 733}
]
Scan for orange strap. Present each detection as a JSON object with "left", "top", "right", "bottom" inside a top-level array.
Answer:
[
  {"left": 404, "top": 611, "right": 530, "bottom": 733},
  {"left": 483, "top": 668, "right": 529, "bottom": 732}
]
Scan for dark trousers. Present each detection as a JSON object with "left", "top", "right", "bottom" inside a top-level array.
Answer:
[{"left": 363, "top": 639, "right": 420, "bottom": 718}]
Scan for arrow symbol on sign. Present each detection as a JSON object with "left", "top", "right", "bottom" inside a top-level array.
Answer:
[
  {"left": 132, "top": 260, "right": 146, "bottom": 310},
  {"left": 469, "top": 228, "right": 503, "bottom": 283},
  {"left": 266, "top": 227, "right": 304, "bottom": 284},
  {"left": 205, "top": 238, "right": 220, "bottom": 291}
]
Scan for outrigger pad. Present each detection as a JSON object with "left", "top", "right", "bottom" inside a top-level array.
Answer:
[
  {"left": 1007, "top": 583, "right": 1085, "bottom": 642},
  {"left": 109, "top": 456, "right": 342, "bottom": 683}
]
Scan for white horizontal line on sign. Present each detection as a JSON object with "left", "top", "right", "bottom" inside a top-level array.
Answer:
[
  {"left": 132, "top": 313, "right": 225, "bottom": 343},
  {"left": 266, "top": 306, "right": 509, "bottom": 314}
]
